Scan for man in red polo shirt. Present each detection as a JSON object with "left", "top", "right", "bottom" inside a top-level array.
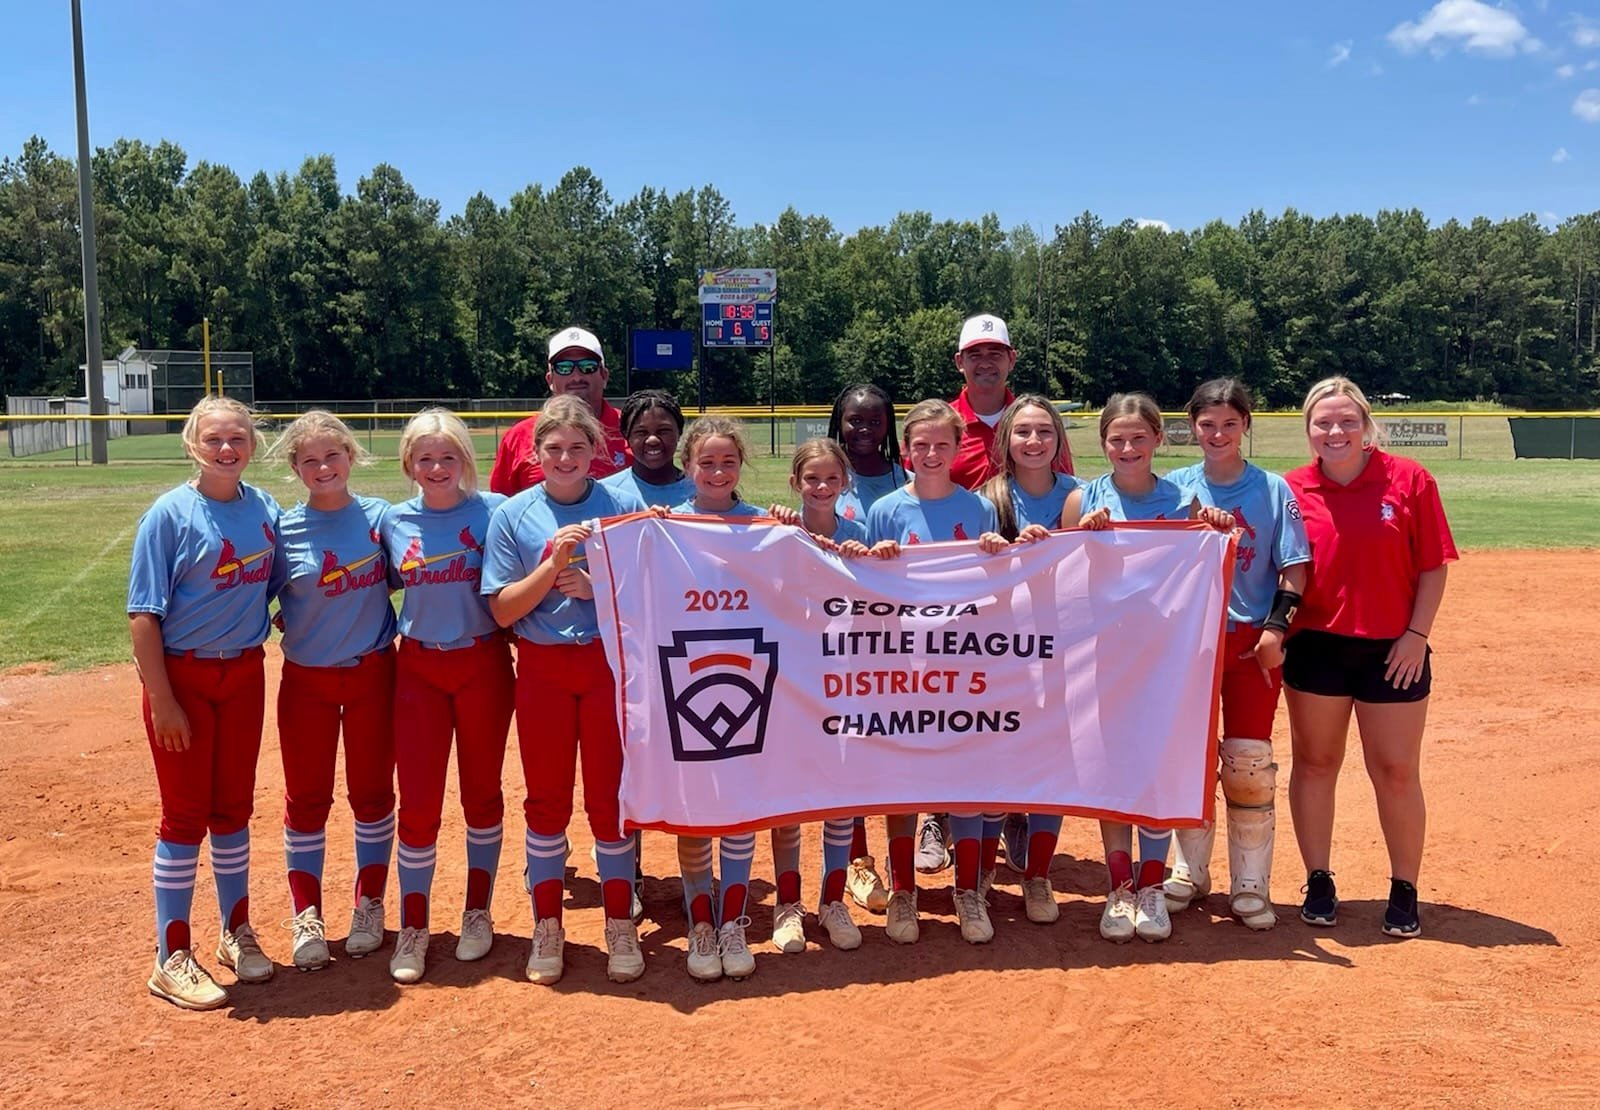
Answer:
[
  {"left": 948, "top": 313, "right": 1072, "bottom": 490},
  {"left": 488, "top": 326, "right": 632, "bottom": 495}
]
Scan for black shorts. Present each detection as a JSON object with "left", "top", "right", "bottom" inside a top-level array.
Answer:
[{"left": 1282, "top": 629, "right": 1432, "bottom": 704}]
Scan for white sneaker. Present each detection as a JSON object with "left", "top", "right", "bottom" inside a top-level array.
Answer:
[
  {"left": 885, "top": 889, "right": 920, "bottom": 945},
  {"left": 148, "top": 949, "right": 228, "bottom": 1011},
  {"left": 456, "top": 908, "right": 493, "bottom": 962},
  {"left": 772, "top": 901, "right": 806, "bottom": 953},
  {"left": 604, "top": 917, "right": 645, "bottom": 983},
  {"left": 718, "top": 916, "right": 756, "bottom": 979},
  {"left": 953, "top": 887, "right": 994, "bottom": 944},
  {"left": 1022, "top": 877, "right": 1060, "bottom": 924},
  {"left": 285, "top": 906, "right": 329, "bottom": 971},
  {"left": 846, "top": 856, "right": 889, "bottom": 913},
  {"left": 686, "top": 921, "right": 722, "bottom": 982},
  {"left": 346, "top": 896, "right": 385, "bottom": 957},
  {"left": 817, "top": 900, "right": 862, "bottom": 950},
  {"left": 216, "top": 923, "right": 274, "bottom": 983},
  {"left": 389, "top": 926, "right": 429, "bottom": 983},
  {"left": 979, "top": 869, "right": 996, "bottom": 900},
  {"left": 1099, "top": 884, "right": 1137, "bottom": 943},
  {"left": 1135, "top": 884, "right": 1172, "bottom": 942},
  {"left": 525, "top": 917, "right": 565, "bottom": 985}
]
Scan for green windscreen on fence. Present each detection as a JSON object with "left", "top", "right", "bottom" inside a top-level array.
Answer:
[{"left": 1509, "top": 418, "right": 1600, "bottom": 460}]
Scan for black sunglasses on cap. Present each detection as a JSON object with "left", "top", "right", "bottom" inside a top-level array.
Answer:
[{"left": 551, "top": 358, "right": 602, "bottom": 376}]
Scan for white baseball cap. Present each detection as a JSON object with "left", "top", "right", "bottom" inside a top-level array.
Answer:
[
  {"left": 547, "top": 326, "right": 604, "bottom": 363},
  {"left": 958, "top": 313, "right": 1012, "bottom": 352}
]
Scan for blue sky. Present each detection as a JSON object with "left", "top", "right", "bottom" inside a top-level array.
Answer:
[{"left": 4, "top": 1, "right": 1598, "bottom": 234}]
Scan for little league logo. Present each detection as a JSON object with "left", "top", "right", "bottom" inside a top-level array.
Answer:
[{"left": 658, "top": 629, "right": 779, "bottom": 762}]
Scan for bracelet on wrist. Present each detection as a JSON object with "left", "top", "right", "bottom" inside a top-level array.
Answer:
[{"left": 1406, "top": 626, "right": 1429, "bottom": 640}]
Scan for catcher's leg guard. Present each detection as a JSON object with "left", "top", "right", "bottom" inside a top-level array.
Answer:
[
  {"left": 1221, "top": 737, "right": 1277, "bottom": 930},
  {"left": 1164, "top": 822, "right": 1215, "bottom": 911}
]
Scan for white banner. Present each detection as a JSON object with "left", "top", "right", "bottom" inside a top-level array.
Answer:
[{"left": 589, "top": 517, "right": 1235, "bottom": 835}]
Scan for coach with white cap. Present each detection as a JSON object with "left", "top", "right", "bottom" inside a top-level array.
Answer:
[
  {"left": 948, "top": 312, "right": 1072, "bottom": 489},
  {"left": 489, "top": 326, "right": 633, "bottom": 495}
]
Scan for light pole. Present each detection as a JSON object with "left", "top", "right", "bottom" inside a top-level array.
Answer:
[{"left": 72, "top": 0, "right": 108, "bottom": 464}]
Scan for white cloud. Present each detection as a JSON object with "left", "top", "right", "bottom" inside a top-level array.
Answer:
[
  {"left": 1134, "top": 218, "right": 1171, "bottom": 232},
  {"left": 1553, "top": 146, "right": 1570, "bottom": 162},
  {"left": 1388, "top": 0, "right": 1537, "bottom": 56},
  {"left": 1557, "top": 63, "right": 1576, "bottom": 79},
  {"left": 1328, "top": 40, "right": 1353, "bottom": 68},
  {"left": 1576, "top": 88, "right": 1600, "bottom": 121},
  {"left": 1572, "top": 17, "right": 1600, "bottom": 48}
]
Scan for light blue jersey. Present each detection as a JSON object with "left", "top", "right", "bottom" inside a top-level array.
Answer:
[
  {"left": 276, "top": 495, "right": 397, "bottom": 667},
  {"left": 381, "top": 492, "right": 504, "bottom": 649},
  {"left": 826, "top": 513, "right": 868, "bottom": 546},
  {"left": 600, "top": 467, "right": 696, "bottom": 510},
  {"left": 866, "top": 485, "right": 998, "bottom": 546},
  {"left": 1077, "top": 474, "right": 1193, "bottom": 523},
  {"left": 671, "top": 498, "right": 766, "bottom": 519},
  {"left": 836, "top": 464, "right": 908, "bottom": 525},
  {"left": 1167, "top": 462, "right": 1311, "bottom": 626},
  {"left": 1008, "top": 472, "right": 1082, "bottom": 531},
  {"left": 127, "top": 481, "right": 282, "bottom": 653},
  {"left": 482, "top": 480, "right": 646, "bottom": 645}
]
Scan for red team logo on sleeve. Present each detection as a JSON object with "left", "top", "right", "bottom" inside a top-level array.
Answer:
[{"left": 952, "top": 523, "right": 968, "bottom": 541}]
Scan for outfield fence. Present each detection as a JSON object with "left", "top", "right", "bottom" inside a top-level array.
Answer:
[{"left": 2, "top": 406, "right": 1598, "bottom": 464}]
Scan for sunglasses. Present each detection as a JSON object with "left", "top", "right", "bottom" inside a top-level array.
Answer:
[{"left": 551, "top": 359, "right": 602, "bottom": 376}]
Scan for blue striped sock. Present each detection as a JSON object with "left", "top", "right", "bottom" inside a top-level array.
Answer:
[
  {"left": 677, "top": 836, "right": 714, "bottom": 917},
  {"left": 210, "top": 829, "right": 251, "bottom": 930},
  {"left": 465, "top": 823, "right": 502, "bottom": 909},
  {"left": 821, "top": 818, "right": 853, "bottom": 902},
  {"left": 595, "top": 835, "right": 636, "bottom": 919},
  {"left": 1138, "top": 826, "right": 1172, "bottom": 867},
  {"left": 981, "top": 814, "right": 1004, "bottom": 841},
  {"left": 352, "top": 811, "right": 395, "bottom": 901},
  {"left": 524, "top": 829, "right": 568, "bottom": 914},
  {"left": 948, "top": 814, "right": 983, "bottom": 843},
  {"left": 284, "top": 825, "right": 326, "bottom": 912},
  {"left": 718, "top": 833, "right": 757, "bottom": 924},
  {"left": 1027, "top": 813, "right": 1064, "bottom": 838},
  {"left": 396, "top": 839, "right": 437, "bottom": 929},
  {"left": 153, "top": 839, "right": 199, "bottom": 961}
]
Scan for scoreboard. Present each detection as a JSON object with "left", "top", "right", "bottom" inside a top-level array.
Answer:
[{"left": 701, "top": 300, "right": 773, "bottom": 348}]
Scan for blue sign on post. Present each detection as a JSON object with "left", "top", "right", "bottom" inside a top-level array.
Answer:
[{"left": 630, "top": 329, "right": 696, "bottom": 371}]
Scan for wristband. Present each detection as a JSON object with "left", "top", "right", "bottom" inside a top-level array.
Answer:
[
  {"left": 1261, "top": 589, "right": 1302, "bottom": 633},
  {"left": 1406, "top": 627, "right": 1429, "bottom": 640}
]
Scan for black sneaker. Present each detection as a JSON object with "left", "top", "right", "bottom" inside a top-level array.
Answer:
[
  {"left": 1382, "top": 878, "right": 1421, "bottom": 938},
  {"left": 1300, "top": 869, "right": 1338, "bottom": 926}
]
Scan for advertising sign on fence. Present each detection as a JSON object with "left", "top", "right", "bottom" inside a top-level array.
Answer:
[{"left": 1381, "top": 418, "right": 1449, "bottom": 447}]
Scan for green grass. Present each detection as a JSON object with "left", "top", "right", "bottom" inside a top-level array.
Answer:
[{"left": 1, "top": 450, "right": 1595, "bottom": 672}]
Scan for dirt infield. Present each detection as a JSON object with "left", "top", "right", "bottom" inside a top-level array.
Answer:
[{"left": 1, "top": 550, "right": 1595, "bottom": 1108}]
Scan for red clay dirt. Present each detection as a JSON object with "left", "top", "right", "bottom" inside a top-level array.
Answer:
[{"left": 0, "top": 550, "right": 1595, "bottom": 1107}]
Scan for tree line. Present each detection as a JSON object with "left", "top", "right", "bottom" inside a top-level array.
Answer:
[{"left": 2, "top": 134, "right": 1598, "bottom": 409}]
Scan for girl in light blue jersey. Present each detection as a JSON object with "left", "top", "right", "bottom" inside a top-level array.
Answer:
[
  {"left": 829, "top": 383, "right": 907, "bottom": 525},
  {"left": 129, "top": 396, "right": 281, "bottom": 1010},
  {"left": 1063, "top": 393, "right": 1232, "bottom": 946},
  {"left": 600, "top": 389, "right": 696, "bottom": 509},
  {"left": 269, "top": 411, "right": 397, "bottom": 972},
  {"left": 1160, "top": 379, "right": 1310, "bottom": 932}
]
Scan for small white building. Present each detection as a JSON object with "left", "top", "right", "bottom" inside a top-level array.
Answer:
[{"left": 81, "top": 346, "right": 155, "bottom": 414}]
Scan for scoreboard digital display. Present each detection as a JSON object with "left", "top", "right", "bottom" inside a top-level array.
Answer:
[{"left": 701, "top": 300, "right": 774, "bottom": 348}]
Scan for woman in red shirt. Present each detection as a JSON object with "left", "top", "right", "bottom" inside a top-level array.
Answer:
[{"left": 1283, "top": 377, "right": 1456, "bottom": 939}]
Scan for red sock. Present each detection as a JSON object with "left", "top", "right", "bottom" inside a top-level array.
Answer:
[
  {"left": 288, "top": 870, "right": 321, "bottom": 915},
  {"left": 533, "top": 878, "right": 563, "bottom": 922},
  {"left": 823, "top": 868, "right": 846, "bottom": 904},
  {"left": 954, "top": 838, "right": 980, "bottom": 889},
  {"left": 403, "top": 891, "right": 428, "bottom": 929},
  {"left": 980, "top": 835, "right": 1000, "bottom": 876},
  {"left": 721, "top": 882, "right": 747, "bottom": 923},
  {"left": 1137, "top": 859, "right": 1165, "bottom": 890},
  {"left": 689, "top": 893, "right": 714, "bottom": 926},
  {"left": 354, "top": 863, "right": 388, "bottom": 903},
  {"left": 1107, "top": 850, "right": 1133, "bottom": 889},
  {"left": 601, "top": 877, "right": 632, "bottom": 920},
  {"left": 465, "top": 868, "right": 490, "bottom": 911},
  {"left": 227, "top": 895, "right": 250, "bottom": 931},
  {"left": 1025, "top": 831, "right": 1059, "bottom": 880},
  {"left": 165, "top": 919, "right": 191, "bottom": 956},
  {"left": 889, "top": 836, "right": 915, "bottom": 892},
  {"left": 777, "top": 870, "right": 801, "bottom": 904},
  {"left": 850, "top": 819, "right": 869, "bottom": 859}
]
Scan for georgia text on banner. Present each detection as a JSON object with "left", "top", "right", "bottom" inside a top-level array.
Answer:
[{"left": 589, "top": 517, "right": 1236, "bottom": 836}]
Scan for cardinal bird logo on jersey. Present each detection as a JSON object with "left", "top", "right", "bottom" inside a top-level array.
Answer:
[
  {"left": 952, "top": 523, "right": 968, "bottom": 540},
  {"left": 397, "top": 527, "right": 481, "bottom": 586},
  {"left": 398, "top": 535, "right": 425, "bottom": 574},
  {"left": 211, "top": 529, "right": 274, "bottom": 591},
  {"left": 318, "top": 544, "right": 386, "bottom": 596},
  {"left": 459, "top": 526, "right": 483, "bottom": 555},
  {"left": 907, "top": 531, "right": 921, "bottom": 545},
  {"left": 1232, "top": 505, "right": 1258, "bottom": 573},
  {"left": 369, "top": 527, "right": 382, "bottom": 545},
  {"left": 659, "top": 629, "right": 779, "bottom": 762},
  {"left": 843, "top": 505, "right": 857, "bottom": 521}
]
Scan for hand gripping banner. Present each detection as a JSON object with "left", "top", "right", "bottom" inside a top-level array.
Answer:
[{"left": 589, "top": 516, "right": 1236, "bottom": 836}]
